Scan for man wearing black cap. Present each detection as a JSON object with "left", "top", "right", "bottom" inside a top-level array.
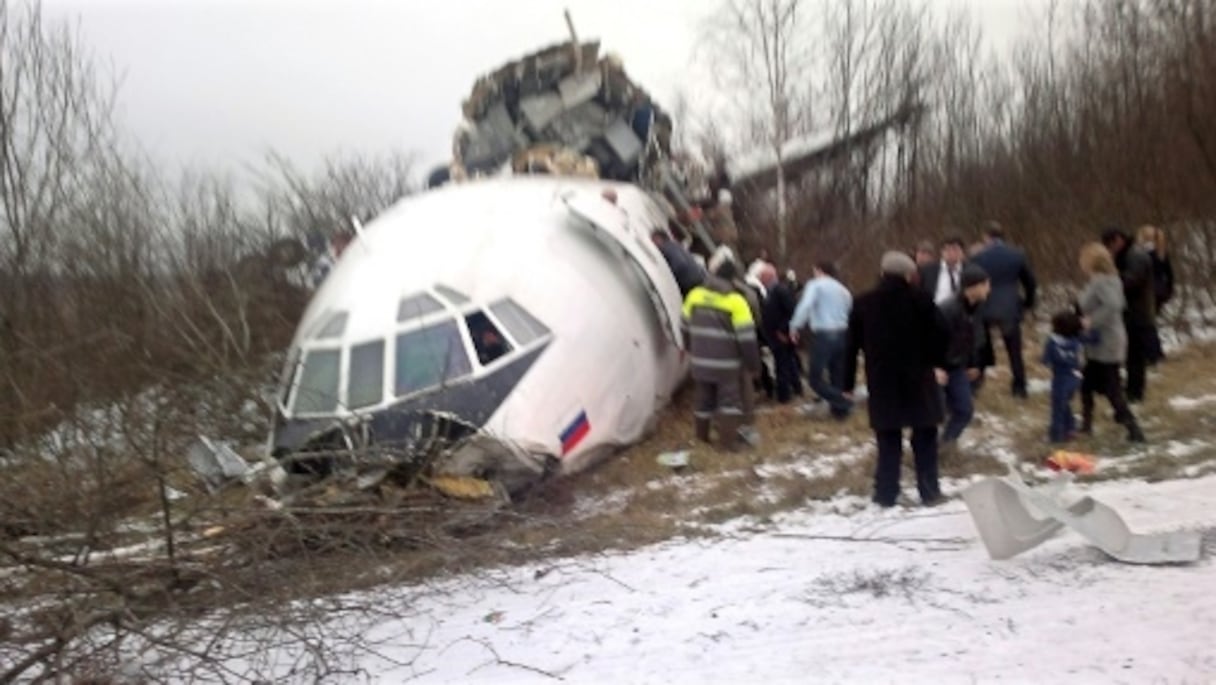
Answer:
[
  {"left": 844, "top": 251, "right": 949, "bottom": 508},
  {"left": 935, "top": 263, "right": 992, "bottom": 459},
  {"left": 1100, "top": 227, "right": 1156, "bottom": 402}
]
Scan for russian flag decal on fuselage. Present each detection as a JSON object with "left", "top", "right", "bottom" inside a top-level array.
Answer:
[{"left": 559, "top": 409, "right": 591, "bottom": 456}]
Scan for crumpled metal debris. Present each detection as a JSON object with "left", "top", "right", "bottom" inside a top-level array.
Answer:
[
  {"left": 187, "top": 436, "right": 251, "bottom": 492},
  {"left": 452, "top": 40, "right": 672, "bottom": 186},
  {"left": 443, "top": 39, "right": 718, "bottom": 254},
  {"left": 656, "top": 450, "right": 691, "bottom": 471},
  {"left": 190, "top": 411, "right": 540, "bottom": 510}
]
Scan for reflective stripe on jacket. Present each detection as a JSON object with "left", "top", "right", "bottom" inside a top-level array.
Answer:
[{"left": 681, "top": 278, "right": 762, "bottom": 382}]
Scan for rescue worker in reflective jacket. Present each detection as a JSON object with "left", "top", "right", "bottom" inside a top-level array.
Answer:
[{"left": 682, "top": 256, "right": 762, "bottom": 451}]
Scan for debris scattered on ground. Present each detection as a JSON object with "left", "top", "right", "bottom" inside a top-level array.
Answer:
[
  {"left": 656, "top": 450, "right": 691, "bottom": 471},
  {"left": 962, "top": 470, "right": 1203, "bottom": 564},
  {"left": 187, "top": 435, "right": 252, "bottom": 491},
  {"left": 1046, "top": 450, "right": 1097, "bottom": 474},
  {"left": 739, "top": 425, "right": 761, "bottom": 447}
]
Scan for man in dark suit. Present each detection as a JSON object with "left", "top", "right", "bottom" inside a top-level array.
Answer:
[
  {"left": 758, "top": 264, "right": 802, "bottom": 403},
  {"left": 970, "top": 221, "right": 1037, "bottom": 398},
  {"left": 918, "top": 236, "right": 967, "bottom": 306},
  {"left": 1101, "top": 227, "right": 1156, "bottom": 402},
  {"left": 844, "top": 251, "right": 949, "bottom": 508}
]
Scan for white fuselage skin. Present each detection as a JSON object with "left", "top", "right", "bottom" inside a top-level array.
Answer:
[{"left": 276, "top": 176, "right": 688, "bottom": 475}]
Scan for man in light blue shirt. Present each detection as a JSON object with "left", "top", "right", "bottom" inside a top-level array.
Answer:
[{"left": 790, "top": 262, "right": 854, "bottom": 419}]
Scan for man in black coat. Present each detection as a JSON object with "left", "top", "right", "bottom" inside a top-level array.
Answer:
[
  {"left": 758, "top": 265, "right": 803, "bottom": 403},
  {"left": 1101, "top": 227, "right": 1156, "bottom": 402},
  {"left": 844, "top": 251, "right": 949, "bottom": 508},
  {"left": 970, "top": 222, "right": 1037, "bottom": 398}
]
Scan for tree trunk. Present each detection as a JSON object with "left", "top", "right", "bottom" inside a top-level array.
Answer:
[{"left": 776, "top": 149, "right": 788, "bottom": 262}]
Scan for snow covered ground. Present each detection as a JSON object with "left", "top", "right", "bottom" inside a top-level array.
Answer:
[{"left": 320, "top": 475, "right": 1216, "bottom": 683}]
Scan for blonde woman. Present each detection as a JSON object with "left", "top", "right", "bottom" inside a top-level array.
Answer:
[{"left": 1077, "top": 242, "right": 1145, "bottom": 442}]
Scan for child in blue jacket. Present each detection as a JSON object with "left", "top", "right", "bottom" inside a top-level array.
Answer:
[{"left": 1042, "top": 310, "right": 1088, "bottom": 442}]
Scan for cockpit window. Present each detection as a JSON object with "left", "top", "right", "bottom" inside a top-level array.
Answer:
[
  {"left": 397, "top": 293, "right": 445, "bottom": 323},
  {"left": 291, "top": 348, "right": 341, "bottom": 414},
  {"left": 315, "top": 311, "right": 348, "bottom": 340},
  {"left": 395, "top": 319, "right": 472, "bottom": 396},
  {"left": 465, "top": 310, "right": 512, "bottom": 366},
  {"left": 434, "top": 284, "right": 471, "bottom": 306},
  {"left": 347, "top": 339, "right": 385, "bottom": 410},
  {"left": 488, "top": 298, "right": 550, "bottom": 346}
]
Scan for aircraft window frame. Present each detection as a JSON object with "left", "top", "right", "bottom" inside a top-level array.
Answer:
[
  {"left": 397, "top": 292, "right": 446, "bottom": 323},
  {"left": 346, "top": 338, "right": 385, "bottom": 410},
  {"left": 278, "top": 347, "right": 301, "bottom": 410},
  {"left": 464, "top": 309, "right": 514, "bottom": 368},
  {"left": 394, "top": 317, "right": 473, "bottom": 398},
  {"left": 433, "top": 284, "right": 471, "bottom": 306},
  {"left": 315, "top": 311, "right": 348, "bottom": 340},
  {"left": 290, "top": 347, "right": 342, "bottom": 415},
  {"left": 487, "top": 298, "right": 551, "bottom": 347}
]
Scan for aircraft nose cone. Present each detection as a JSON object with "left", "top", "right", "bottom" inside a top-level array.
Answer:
[{"left": 272, "top": 342, "right": 548, "bottom": 456}]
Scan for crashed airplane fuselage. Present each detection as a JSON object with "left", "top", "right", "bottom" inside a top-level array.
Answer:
[{"left": 271, "top": 177, "right": 687, "bottom": 488}]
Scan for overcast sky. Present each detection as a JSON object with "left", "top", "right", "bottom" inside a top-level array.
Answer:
[{"left": 43, "top": 0, "right": 1056, "bottom": 179}]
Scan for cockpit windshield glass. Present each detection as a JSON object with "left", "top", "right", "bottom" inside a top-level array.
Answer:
[
  {"left": 434, "top": 284, "right": 471, "bottom": 306},
  {"left": 397, "top": 293, "right": 445, "bottom": 323},
  {"left": 488, "top": 298, "right": 550, "bottom": 346},
  {"left": 291, "top": 348, "right": 341, "bottom": 414},
  {"left": 465, "top": 310, "right": 513, "bottom": 366},
  {"left": 347, "top": 339, "right": 385, "bottom": 409},
  {"left": 395, "top": 319, "right": 472, "bottom": 396},
  {"left": 315, "top": 311, "right": 348, "bottom": 340}
]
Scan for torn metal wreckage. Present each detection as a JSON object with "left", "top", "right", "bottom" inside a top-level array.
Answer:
[
  {"left": 245, "top": 38, "right": 713, "bottom": 506},
  {"left": 208, "top": 35, "right": 909, "bottom": 506},
  {"left": 450, "top": 40, "right": 672, "bottom": 184}
]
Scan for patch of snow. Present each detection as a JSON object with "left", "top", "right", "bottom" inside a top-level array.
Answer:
[
  {"left": 1164, "top": 440, "right": 1213, "bottom": 460},
  {"left": 572, "top": 489, "right": 632, "bottom": 519},
  {"left": 972, "top": 412, "right": 1015, "bottom": 435},
  {"left": 802, "top": 494, "right": 873, "bottom": 517},
  {"left": 1169, "top": 394, "right": 1216, "bottom": 411},
  {"left": 1026, "top": 378, "right": 1051, "bottom": 395},
  {"left": 752, "top": 446, "right": 870, "bottom": 481},
  {"left": 214, "top": 476, "right": 1216, "bottom": 683},
  {"left": 381, "top": 476, "right": 1216, "bottom": 682}
]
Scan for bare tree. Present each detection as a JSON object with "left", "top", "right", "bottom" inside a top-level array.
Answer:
[
  {"left": 0, "top": 0, "right": 126, "bottom": 447},
  {"left": 259, "top": 149, "right": 418, "bottom": 244},
  {"left": 700, "top": 0, "right": 811, "bottom": 261}
]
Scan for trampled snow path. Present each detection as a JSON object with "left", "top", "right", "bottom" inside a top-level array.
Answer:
[{"left": 350, "top": 475, "right": 1216, "bottom": 684}]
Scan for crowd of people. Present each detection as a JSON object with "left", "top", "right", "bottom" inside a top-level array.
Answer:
[{"left": 674, "top": 221, "right": 1175, "bottom": 509}]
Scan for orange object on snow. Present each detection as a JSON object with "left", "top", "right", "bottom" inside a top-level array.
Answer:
[{"left": 1046, "top": 450, "right": 1096, "bottom": 474}]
